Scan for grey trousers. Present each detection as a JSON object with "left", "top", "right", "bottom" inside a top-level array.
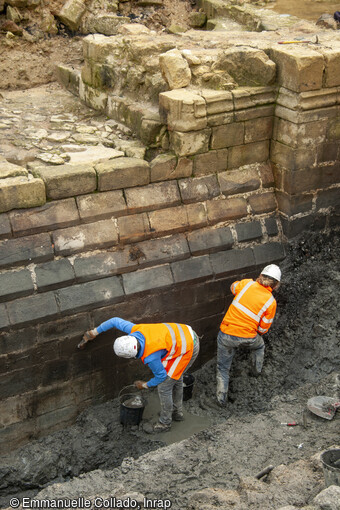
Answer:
[
  {"left": 216, "top": 330, "right": 265, "bottom": 404},
  {"left": 157, "top": 333, "right": 200, "bottom": 425}
]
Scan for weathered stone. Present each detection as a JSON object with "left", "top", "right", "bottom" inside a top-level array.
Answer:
[
  {"left": 159, "top": 49, "right": 191, "bottom": 90},
  {"left": 0, "top": 176, "right": 45, "bottom": 213},
  {"left": 0, "top": 19, "right": 23, "bottom": 35},
  {"left": 56, "top": 276, "right": 124, "bottom": 313},
  {"left": 322, "top": 45, "right": 340, "bottom": 87},
  {"left": 236, "top": 221, "right": 262, "bottom": 242},
  {"left": 179, "top": 175, "right": 220, "bottom": 204},
  {"left": 123, "top": 265, "right": 173, "bottom": 295},
  {"left": 317, "top": 142, "right": 339, "bottom": 163},
  {"left": 52, "top": 219, "right": 118, "bottom": 256},
  {"left": 140, "top": 119, "right": 164, "bottom": 145},
  {"left": 270, "top": 46, "right": 324, "bottom": 92},
  {"left": 170, "top": 129, "right": 211, "bottom": 156},
  {"left": 252, "top": 242, "right": 285, "bottom": 266},
  {"left": 136, "top": 234, "right": 190, "bottom": 267},
  {"left": 65, "top": 146, "right": 124, "bottom": 165},
  {"left": 206, "top": 197, "right": 248, "bottom": 223},
  {"left": 95, "top": 158, "right": 150, "bottom": 191},
  {"left": 73, "top": 248, "right": 137, "bottom": 281},
  {"left": 159, "top": 89, "right": 207, "bottom": 132},
  {"left": 148, "top": 205, "right": 188, "bottom": 236},
  {"left": 200, "top": 89, "right": 233, "bottom": 116},
  {"left": 265, "top": 217, "right": 279, "bottom": 237},
  {"left": 218, "top": 167, "right": 261, "bottom": 196},
  {"left": 168, "top": 24, "right": 187, "bottom": 34},
  {"left": 271, "top": 140, "right": 316, "bottom": 170},
  {"left": 259, "top": 163, "right": 275, "bottom": 188},
  {"left": 0, "top": 160, "right": 27, "bottom": 179},
  {"left": 316, "top": 187, "right": 340, "bottom": 211},
  {"left": 235, "top": 105, "right": 275, "bottom": 122},
  {"left": 229, "top": 141, "right": 269, "bottom": 169},
  {"left": 193, "top": 149, "right": 228, "bottom": 177},
  {"left": 0, "top": 269, "right": 34, "bottom": 302},
  {"left": 186, "top": 203, "right": 208, "bottom": 229},
  {"left": 188, "top": 11, "right": 207, "bottom": 28},
  {"left": 84, "top": 15, "right": 130, "bottom": 36},
  {"left": 33, "top": 164, "right": 96, "bottom": 200},
  {"left": 58, "top": 0, "right": 86, "bottom": 31},
  {"left": 274, "top": 118, "right": 327, "bottom": 149},
  {"left": 7, "top": 292, "right": 58, "bottom": 327},
  {"left": 118, "top": 23, "right": 150, "bottom": 35},
  {"left": 313, "top": 483, "right": 340, "bottom": 507},
  {"left": 187, "top": 226, "right": 233, "bottom": 255},
  {"left": 248, "top": 192, "right": 277, "bottom": 214},
  {"left": 150, "top": 153, "right": 177, "bottom": 182},
  {"left": 0, "top": 233, "right": 53, "bottom": 269},
  {"left": 76, "top": 190, "right": 126, "bottom": 221},
  {"left": 35, "top": 260, "right": 75, "bottom": 291},
  {"left": 216, "top": 47, "right": 276, "bottom": 87},
  {"left": 125, "top": 181, "right": 181, "bottom": 214},
  {"left": 276, "top": 191, "right": 313, "bottom": 216},
  {"left": 316, "top": 13, "right": 337, "bottom": 30},
  {"left": 9, "top": 199, "right": 79, "bottom": 235},
  {"left": 211, "top": 123, "right": 244, "bottom": 150},
  {"left": 6, "top": 6, "right": 22, "bottom": 23},
  {"left": 232, "top": 87, "right": 277, "bottom": 111},
  {"left": 210, "top": 247, "right": 255, "bottom": 276},
  {"left": 171, "top": 255, "right": 212, "bottom": 283},
  {"left": 245, "top": 117, "right": 273, "bottom": 143},
  {"left": 0, "top": 214, "right": 11, "bottom": 239},
  {"left": 118, "top": 213, "right": 150, "bottom": 243}
]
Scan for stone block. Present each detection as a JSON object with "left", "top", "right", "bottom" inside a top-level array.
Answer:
[
  {"left": 234, "top": 105, "right": 275, "bottom": 122},
  {"left": 274, "top": 118, "right": 327, "bottom": 149},
  {"left": 38, "top": 313, "right": 91, "bottom": 344},
  {"left": 125, "top": 181, "right": 181, "bottom": 213},
  {"left": 207, "top": 112, "right": 234, "bottom": 128},
  {"left": 170, "top": 129, "right": 211, "bottom": 157},
  {"left": 317, "top": 142, "right": 339, "bottom": 163},
  {"left": 259, "top": 163, "right": 275, "bottom": 188},
  {"left": 274, "top": 166, "right": 328, "bottom": 195},
  {"left": 193, "top": 149, "right": 228, "bottom": 177},
  {"left": 84, "top": 14, "right": 130, "bottom": 35},
  {"left": 34, "top": 164, "right": 96, "bottom": 200},
  {"left": 0, "top": 176, "right": 46, "bottom": 213},
  {"left": 58, "top": 0, "right": 86, "bottom": 31},
  {"left": 9, "top": 199, "right": 79, "bottom": 235},
  {"left": 265, "top": 217, "right": 279, "bottom": 237},
  {"left": 0, "top": 233, "right": 53, "bottom": 269},
  {"left": 140, "top": 119, "right": 164, "bottom": 146},
  {"left": 123, "top": 265, "right": 174, "bottom": 295},
  {"left": 270, "top": 47, "right": 324, "bottom": 92},
  {"left": 136, "top": 234, "right": 190, "bottom": 267},
  {"left": 0, "top": 367, "right": 39, "bottom": 400},
  {"left": 56, "top": 276, "right": 124, "bottom": 313},
  {"left": 150, "top": 153, "right": 177, "bottom": 182},
  {"left": 0, "top": 159, "right": 27, "bottom": 179},
  {"left": 232, "top": 87, "right": 277, "bottom": 110},
  {"left": 118, "top": 213, "right": 150, "bottom": 243},
  {"left": 245, "top": 117, "right": 273, "bottom": 143},
  {"left": 0, "top": 214, "right": 11, "bottom": 239},
  {"left": 179, "top": 175, "right": 220, "bottom": 204},
  {"left": 200, "top": 89, "right": 233, "bottom": 115},
  {"left": 171, "top": 255, "right": 212, "bottom": 283},
  {"left": 280, "top": 214, "right": 326, "bottom": 238},
  {"left": 206, "top": 197, "right": 247, "bottom": 223},
  {"left": 52, "top": 219, "right": 118, "bottom": 256},
  {"left": 73, "top": 248, "right": 137, "bottom": 281},
  {"left": 210, "top": 247, "right": 255, "bottom": 276},
  {"left": 187, "top": 226, "right": 233, "bottom": 255},
  {"left": 0, "top": 326, "right": 37, "bottom": 354},
  {"left": 236, "top": 221, "right": 262, "bottom": 242},
  {"left": 271, "top": 140, "right": 316, "bottom": 170},
  {"left": 7, "top": 292, "right": 59, "bottom": 327},
  {"left": 35, "top": 259, "right": 75, "bottom": 291},
  {"left": 252, "top": 242, "right": 286, "bottom": 267},
  {"left": 316, "top": 188, "right": 340, "bottom": 211},
  {"left": 159, "top": 89, "right": 207, "bottom": 132},
  {"left": 76, "top": 190, "right": 127, "bottom": 222},
  {"left": 159, "top": 49, "right": 192, "bottom": 90},
  {"left": 229, "top": 141, "right": 269, "bottom": 169},
  {"left": 0, "top": 305, "right": 9, "bottom": 330},
  {"left": 95, "top": 158, "right": 150, "bottom": 192},
  {"left": 328, "top": 117, "right": 340, "bottom": 141},
  {"left": 218, "top": 48, "right": 276, "bottom": 87},
  {"left": 277, "top": 87, "right": 338, "bottom": 112},
  {"left": 322, "top": 46, "right": 340, "bottom": 87},
  {"left": 186, "top": 202, "right": 208, "bottom": 229},
  {"left": 0, "top": 269, "right": 34, "bottom": 302},
  {"left": 211, "top": 123, "right": 244, "bottom": 150},
  {"left": 148, "top": 206, "right": 188, "bottom": 236},
  {"left": 276, "top": 191, "right": 313, "bottom": 216},
  {"left": 248, "top": 192, "right": 277, "bottom": 214},
  {"left": 218, "top": 167, "right": 261, "bottom": 196}
]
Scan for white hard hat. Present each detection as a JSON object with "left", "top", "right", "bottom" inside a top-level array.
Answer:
[
  {"left": 113, "top": 335, "right": 138, "bottom": 358},
  {"left": 261, "top": 264, "right": 281, "bottom": 282}
]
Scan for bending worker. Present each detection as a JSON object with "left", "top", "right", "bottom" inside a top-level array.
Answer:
[
  {"left": 216, "top": 264, "right": 281, "bottom": 406},
  {"left": 79, "top": 317, "right": 200, "bottom": 432}
]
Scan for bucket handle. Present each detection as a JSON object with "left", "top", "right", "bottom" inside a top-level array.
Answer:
[{"left": 118, "top": 384, "right": 138, "bottom": 399}]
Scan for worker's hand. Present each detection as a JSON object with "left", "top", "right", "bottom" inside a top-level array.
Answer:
[
  {"left": 77, "top": 329, "right": 98, "bottom": 349},
  {"left": 134, "top": 380, "right": 148, "bottom": 390}
]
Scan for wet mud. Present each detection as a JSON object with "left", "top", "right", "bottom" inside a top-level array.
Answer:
[{"left": 0, "top": 229, "right": 339, "bottom": 509}]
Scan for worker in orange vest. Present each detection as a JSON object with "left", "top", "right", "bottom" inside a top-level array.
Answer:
[
  {"left": 80, "top": 318, "right": 200, "bottom": 432},
  {"left": 216, "top": 264, "right": 281, "bottom": 406}
]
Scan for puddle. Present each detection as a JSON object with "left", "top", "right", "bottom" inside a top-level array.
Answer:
[
  {"left": 270, "top": 0, "right": 339, "bottom": 21},
  {"left": 142, "top": 390, "right": 212, "bottom": 445}
]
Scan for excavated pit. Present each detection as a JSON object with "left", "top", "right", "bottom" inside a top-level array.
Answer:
[{"left": 0, "top": 229, "right": 339, "bottom": 509}]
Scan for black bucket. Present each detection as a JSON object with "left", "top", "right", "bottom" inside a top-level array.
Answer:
[
  {"left": 321, "top": 448, "right": 340, "bottom": 487},
  {"left": 119, "top": 385, "right": 146, "bottom": 426},
  {"left": 183, "top": 374, "right": 195, "bottom": 401}
]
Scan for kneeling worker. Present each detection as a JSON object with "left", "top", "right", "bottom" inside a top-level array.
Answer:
[
  {"left": 79, "top": 317, "right": 200, "bottom": 432},
  {"left": 216, "top": 264, "right": 281, "bottom": 406}
]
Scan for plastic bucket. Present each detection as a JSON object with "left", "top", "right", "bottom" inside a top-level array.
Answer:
[
  {"left": 119, "top": 385, "right": 146, "bottom": 426},
  {"left": 321, "top": 449, "right": 340, "bottom": 487},
  {"left": 183, "top": 374, "right": 195, "bottom": 401}
]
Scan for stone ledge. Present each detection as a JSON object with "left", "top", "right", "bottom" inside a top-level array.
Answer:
[
  {"left": 0, "top": 176, "right": 46, "bottom": 214},
  {"left": 0, "top": 233, "right": 54, "bottom": 270},
  {"left": 32, "top": 164, "right": 96, "bottom": 200}
]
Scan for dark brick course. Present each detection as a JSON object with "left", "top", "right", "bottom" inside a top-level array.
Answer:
[
  {"left": 210, "top": 247, "right": 255, "bottom": 276},
  {"left": 187, "top": 226, "right": 233, "bottom": 255},
  {"left": 122, "top": 265, "right": 174, "bottom": 295},
  {"left": 264, "top": 217, "right": 279, "bottom": 237},
  {"left": 73, "top": 249, "right": 137, "bottom": 282},
  {"left": 236, "top": 221, "right": 262, "bottom": 242},
  {"left": 0, "top": 269, "right": 34, "bottom": 302},
  {"left": 7, "top": 292, "right": 59, "bottom": 327},
  {"left": 252, "top": 242, "right": 286, "bottom": 266},
  {"left": 0, "top": 304, "right": 9, "bottom": 330},
  {"left": 35, "top": 259, "right": 76, "bottom": 291},
  {"left": 171, "top": 255, "right": 213, "bottom": 283},
  {"left": 0, "top": 213, "right": 11, "bottom": 239},
  {"left": 179, "top": 175, "right": 220, "bottom": 204},
  {"left": 0, "top": 233, "right": 53, "bottom": 269}
]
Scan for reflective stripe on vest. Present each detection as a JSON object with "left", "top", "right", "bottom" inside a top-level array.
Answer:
[
  {"left": 163, "top": 323, "right": 188, "bottom": 378},
  {"left": 232, "top": 281, "right": 275, "bottom": 324}
]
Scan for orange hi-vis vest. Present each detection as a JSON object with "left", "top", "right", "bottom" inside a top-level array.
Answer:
[
  {"left": 220, "top": 279, "right": 277, "bottom": 338},
  {"left": 132, "top": 323, "right": 194, "bottom": 380}
]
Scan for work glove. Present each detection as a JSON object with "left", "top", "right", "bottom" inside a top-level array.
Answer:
[
  {"left": 77, "top": 329, "right": 98, "bottom": 349},
  {"left": 134, "top": 380, "right": 148, "bottom": 390}
]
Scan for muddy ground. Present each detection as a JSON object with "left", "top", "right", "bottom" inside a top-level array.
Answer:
[{"left": 0, "top": 229, "right": 339, "bottom": 509}]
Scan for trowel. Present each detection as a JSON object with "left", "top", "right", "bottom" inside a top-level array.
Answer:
[{"left": 307, "top": 396, "right": 340, "bottom": 420}]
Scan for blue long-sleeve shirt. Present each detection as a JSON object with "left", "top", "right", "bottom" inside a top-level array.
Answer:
[{"left": 96, "top": 317, "right": 168, "bottom": 388}]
